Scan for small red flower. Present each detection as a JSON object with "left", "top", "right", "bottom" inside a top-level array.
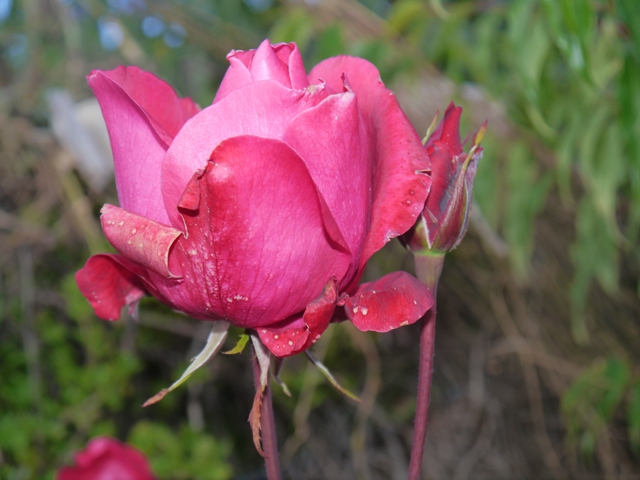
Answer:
[{"left": 57, "top": 437, "right": 155, "bottom": 480}]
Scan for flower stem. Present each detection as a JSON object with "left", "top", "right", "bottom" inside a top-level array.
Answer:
[
  {"left": 251, "top": 352, "right": 282, "bottom": 480},
  {"left": 408, "top": 253, "right": 444, "bottom": 480}
]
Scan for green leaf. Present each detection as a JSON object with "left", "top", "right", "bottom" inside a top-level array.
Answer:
[
  {"left": 598, "top": 357, "right": 630, "bottom": 420},
  {"left": 222, "top": 333, "right": 250, "bottom": 355},
  {"left": 143, "top": 322, "right": 229, "bottom": 407},
  {"left": 629, "top": 381, "right": 640, "bottom": 452},
  {"left": 562, "top": 356, "right": 631, "bottom": 458},
  {"left": 570, "top": 198, "right": 619, "bottom": 343},
  {"left": 505, "top": 141, "right": 552, "bottom": 279},
  {"left": 305, "top": 350, "right": 361, "bottom": 403}
]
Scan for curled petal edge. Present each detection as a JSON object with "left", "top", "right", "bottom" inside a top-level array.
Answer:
[
  {"left": 100, "top": 204, "right": 183, "bottom": 279},
  {"left": 344, "top": 271, "right": 433, "bottom": 332},
  {"left": 258, "top": 277, "right": 338, "bottom": 357}
]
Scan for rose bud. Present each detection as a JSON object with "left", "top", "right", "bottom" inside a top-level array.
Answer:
[
  {"left": 402, "top": 102, "right": 485, "bottom": 256},
  {"left": 75, "top": 40, "right": 435, "bottom": 357},
  {"left": 57, "top": 437, "right": 155, "bottom": 480}
]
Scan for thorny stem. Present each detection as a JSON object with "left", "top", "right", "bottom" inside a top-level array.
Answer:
[
  {"left": 408, "top": 253, "right": 445, "bottom": 480},
  {"left": 251, "top": 351, "right": 282, "bottom": 480}
]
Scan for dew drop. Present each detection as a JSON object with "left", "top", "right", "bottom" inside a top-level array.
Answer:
[
  {"left": 119, "top": 221, "right": 124, "bottom": 226},
  {"left": 361, "top": 307, "right": 369, "bottom": 315},
  {"left": 274, "top": 334, "right": 279, "bottom": 340},
  {"left": 131, "top": 228, "right": 137, "bottom": 234},
  {"left": 288, "top": 340, "right": 293, "bottom": 346}
]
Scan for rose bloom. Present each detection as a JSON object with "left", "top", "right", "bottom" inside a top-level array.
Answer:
[
  {"left": 76, "top": 40, "right": 434, "bottom": 356},
  {"left": 57, "top": 437, "right": 155, "bottom": 480}
]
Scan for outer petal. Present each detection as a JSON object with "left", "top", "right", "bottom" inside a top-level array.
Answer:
[
  {"left": 424, "top": 102, "right": 463, "bottom": 153},
  {"left": 283, "top": 86, "right": 371, "bottom": 285},
  {"left": 308, "top": 57, "right": 431, "bottom": 272},
  {"left": 162, "top": 81, "right": 329, "bottom": 229},
  {"left": 213, "top": 55, "right": 254, "bottom": 104},
  {"left": 344, "top": 271, "right": 433, "bottom": 332},
  {"left": 100, "top": 204, "right": 183, "bottom": 278},
  {"left": 154, "top": 136, "right": 351, "bottom": 328},
  {"left": 423, "top": 104, "right": 465, "bottom": 229},
  {"left": 88, "top": 67, "right": 199, "bottom": 225},
  {"left": 75, "top": 254, "right": 147, "bottom": 320},
  {"left": 258, "top": 277, "right": 338, "bottom": 357}
]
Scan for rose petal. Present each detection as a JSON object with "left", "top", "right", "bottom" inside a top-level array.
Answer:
[
  {"left": 213, "top": 54, "right": 255, "bottom": 104},
  {"left": 284, "top": 86, "right": 371, "bottom": 286},
  {"left": 153, "top": 136, "right": 351, "bottom": 328},
  {"left": 248, "top": 39, "right": 292, "bottom": 87},
  {"left": 162, "top": 80, "right": 329, "bottom": 229},
  {"left": 214, "top": 41, "right": 309, "bottom": 104},
  {"left": 88, "top": 67, "right": 199, "bottom": 225},
  {"left": 258, "top": 277, "right": 338, "bottom": 357},
  {"left": 308, "top": 57, "right": 431, "bottom": 273},
  {"left": 344, "top": 271, "right": 433, "bottom": 332},
  {"left": 273, "top": 42, "right": 309, "bottom": 90},
  {"left": 75, "top": 254, "right": 147, "bottom": 320},
  {"left": 100, "top": 204, "right": 183, "bottom": 278},
  {"left": 424, "top": 102, "right": 463, "bottom": 154}
]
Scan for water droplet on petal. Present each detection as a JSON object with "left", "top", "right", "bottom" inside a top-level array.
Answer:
[{"left": 361, "top": 307, "right": 369, "bottom": 315}]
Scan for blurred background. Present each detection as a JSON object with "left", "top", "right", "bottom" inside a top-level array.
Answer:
[{"left": 1, "top": 0, "right": 640, "bottom": 478}]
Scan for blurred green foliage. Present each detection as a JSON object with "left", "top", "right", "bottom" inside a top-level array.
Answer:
[
  {"left": 561, "top": 356, "right": 639, "bottom": 458},
  {"left": 1, "top": 0, "right": 640, "bottom": 476},
  {"left": 128, "top": 421, "right": 232, "bottom": 480}
]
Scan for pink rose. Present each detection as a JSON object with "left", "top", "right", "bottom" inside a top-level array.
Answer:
[
  {"left": 57, "top": 437, "right": 155, "bottom": 480},
  {"left": 76, "top": 40, "right": 434, "bottom": 357},
  {"left": 402, "top": 103, "right": 484, "bottom": 254}
]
